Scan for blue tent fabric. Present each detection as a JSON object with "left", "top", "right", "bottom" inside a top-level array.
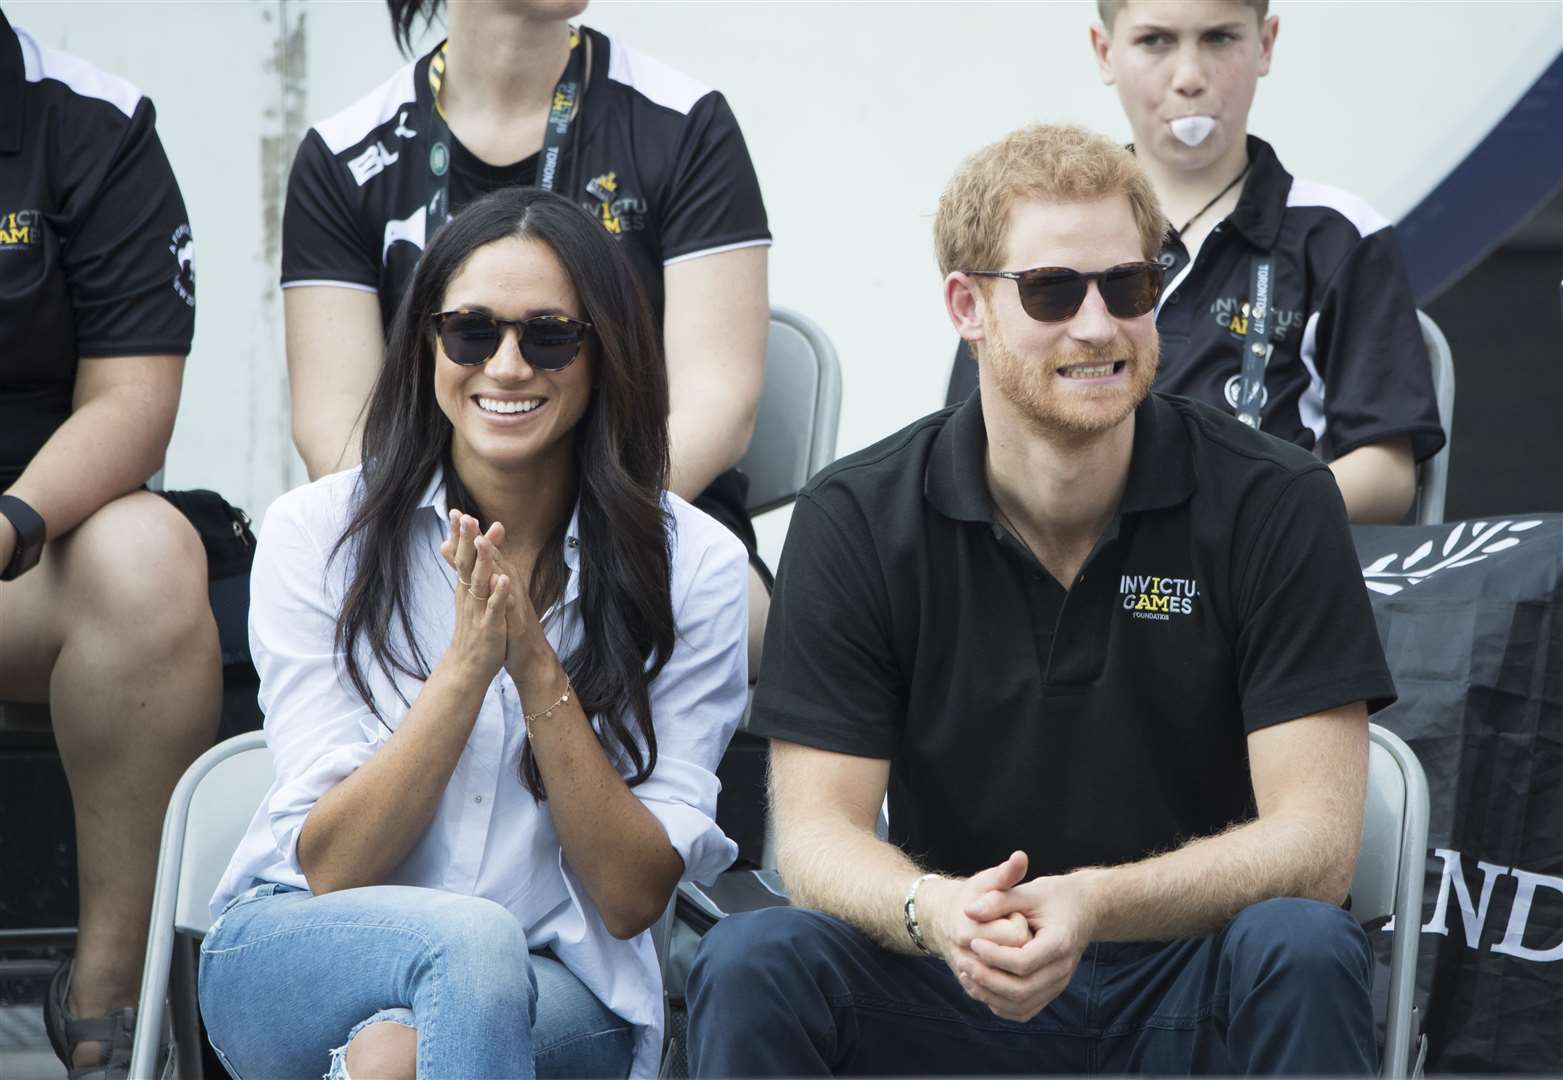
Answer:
[{"left": 1398, "top": 51, "right": 1563, "bottom": 304}]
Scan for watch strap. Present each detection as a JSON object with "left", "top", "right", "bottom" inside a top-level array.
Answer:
[{"left": 0, "top": 494, "right": 46, "bottom": 581}]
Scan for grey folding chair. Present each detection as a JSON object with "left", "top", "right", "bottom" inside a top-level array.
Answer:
[
  {"left": 1413, "top": 311, "right": 1455, "bottom": 526},
  {"left": 740, "top": 307, "right": 843, "bottom": 515},
  {"left": 130, "top": 731, "right": 272, "bottom": 1080},
  {"left": 1354, "top": 723, "right": 1432, "bottom": 1078}
]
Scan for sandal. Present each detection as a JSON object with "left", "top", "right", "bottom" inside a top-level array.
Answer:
[{"left": 43, "top": 958, "right": 138, "bottom": 1080}]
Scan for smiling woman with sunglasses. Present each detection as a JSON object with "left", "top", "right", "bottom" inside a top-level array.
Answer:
[
  {"left": 284, "top": 0, "right": 776, "bottom": 690},
  {"left": 197, "top": 187, "right": 749, "bottom": 1080}
]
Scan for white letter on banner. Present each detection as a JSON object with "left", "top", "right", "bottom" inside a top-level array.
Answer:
[
  {"left": 1492, "top": 869, "right": 1563, "bottom": 963},
  {"left": 1422, "top": 848, "right": 1507, "bottom": 948}
]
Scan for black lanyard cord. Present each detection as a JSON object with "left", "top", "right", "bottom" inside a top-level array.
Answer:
[
  {"left": 424, "top": 28, "right": 590, "bottom": 229},
  {"left": 1178, "top": 160, "right": 1251, "bottom": 238}
]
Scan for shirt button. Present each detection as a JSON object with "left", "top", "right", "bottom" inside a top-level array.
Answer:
[
  {"left": 1167, "top": 293, "right": 1182, "bottom": 305},
  {"left": 474, "top": 794, "right": 484, "bottom": 804}
]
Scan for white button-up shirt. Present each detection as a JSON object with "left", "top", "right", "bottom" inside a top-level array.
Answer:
[{"left": 212, "top": 467, "right": 747, "bottom": 1077}]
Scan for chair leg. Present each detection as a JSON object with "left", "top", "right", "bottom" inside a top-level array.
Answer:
[
  {"left": 1409, "top": 1006, "right": 1427, "bottom": 1078},
  {"left": 169, "top": 934, "right": 202, "bottom": 1079}
]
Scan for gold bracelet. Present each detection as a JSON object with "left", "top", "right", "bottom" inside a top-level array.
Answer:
[{"left": 523, "top": 678, "right": 573, "bottom": 736}]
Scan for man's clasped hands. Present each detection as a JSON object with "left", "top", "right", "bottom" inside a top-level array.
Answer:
[{"left": 920, "top": 850, "right": 1102, "bottom": 1024}]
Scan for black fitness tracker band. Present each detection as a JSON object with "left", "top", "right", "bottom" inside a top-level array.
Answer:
[{"left": 0, "top": 494, "right": 46, "bottom": 581}]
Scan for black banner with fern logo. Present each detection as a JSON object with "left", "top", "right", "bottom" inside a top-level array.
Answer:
[{"left": 1353, "top": 515, "right": 1563, "bottom": 1073}]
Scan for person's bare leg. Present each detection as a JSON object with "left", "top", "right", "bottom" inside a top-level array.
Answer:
[
  {"left": 746, "top": 565, "right": 769, "bottom": 682},
  {"left": 0, "top": 492, "right": 221, "bottom": 1066},
  {"left": 344, "top": 1022, "right": 417, "bottom": 1080}
]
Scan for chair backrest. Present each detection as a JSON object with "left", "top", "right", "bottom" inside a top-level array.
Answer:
[
  {"left": 1353, "top": 726, "right": 1413, "bottom": 922},
  {"left": 132, "top": 731, "right": 272, "bottom": 1079},
  {"left": 1351, "top": 723, "right": 1431, "bottom": 1078},
  {"left": 166, "top": 732, "right": 274, "bottom": 935},
  {"left": 739, "top": 307, "right": 842, "bottom": 515},
  {"left": 1414, "top": 311, "right": 1455, "bottom": 526}
]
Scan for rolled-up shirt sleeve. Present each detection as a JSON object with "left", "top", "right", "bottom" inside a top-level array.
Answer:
[
  {"left": 632, "top": 516, "right": 748, "bottom": 884},
  {"left": 248, "top": 488, "right": 380, "bottom": 878}
]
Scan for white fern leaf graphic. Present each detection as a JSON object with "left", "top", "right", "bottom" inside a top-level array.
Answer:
[
  {"left": 1363, "top": 518, "right": 1544, "bottom": 589},
  {"left": 1449, "top": 556, "right": 1490, "bottom": 569},
  {"left": 1365, "top": 553, "right": 1399, "bottom": 574}
]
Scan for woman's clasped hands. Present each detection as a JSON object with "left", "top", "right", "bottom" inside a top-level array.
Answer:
[{"left": 439, "top": 509, "right": 556, "bottom": 687}]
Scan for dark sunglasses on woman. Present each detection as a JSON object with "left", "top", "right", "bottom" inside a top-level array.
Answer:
[
  {"left": 432, "top": 311, "right": 593, "bottom": 370},
  {"left": 963, "top": 261, "right": 1163, "bottom": 323}
]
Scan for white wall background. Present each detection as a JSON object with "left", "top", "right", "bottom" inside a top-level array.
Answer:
[{"left": 8, "top": 0, "right": 1561, "bottom": 566}]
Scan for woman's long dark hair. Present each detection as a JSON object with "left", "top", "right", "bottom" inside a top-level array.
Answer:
[
  {"left": 388, "top": 0, "right": 442, "bottom": 55},
  {"left": 331, "top": 186, "right": 674, "bottom": 799}
]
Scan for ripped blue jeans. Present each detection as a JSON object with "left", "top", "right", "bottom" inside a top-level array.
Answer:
[{"left": 198, "top": 883, "right": 633, "bottom": 1079}]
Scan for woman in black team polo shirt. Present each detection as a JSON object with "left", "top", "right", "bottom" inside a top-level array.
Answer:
[
  {"left": 281, "top": 0, "right": 774, "bottom": 668},
  {"left": 0, "top": 14, "right": 219, "bottom": 1078}
]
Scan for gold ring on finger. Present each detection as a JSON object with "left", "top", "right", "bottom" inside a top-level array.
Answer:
[{"left": 469, "top": 584, "right": 490, "bottom": 601}]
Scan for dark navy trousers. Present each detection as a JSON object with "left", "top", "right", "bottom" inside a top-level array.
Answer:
[{"left": 687, "top": 898, "right": 1377, "bottom": 1076}]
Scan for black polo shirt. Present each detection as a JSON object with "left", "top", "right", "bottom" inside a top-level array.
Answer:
[
  {"left": 948, "top": 137, "right": 1445, "bottom": 466},
  {"left": 280, "top": 26, "right": 770, "bottom": 330},
  {"left": 750, "top": 391, "right": 1397, "bottom": 880},
  {"left": 0, "top": 10, "right": 194, "bottom": 488}
]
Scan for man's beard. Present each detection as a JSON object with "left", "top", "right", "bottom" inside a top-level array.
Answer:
[{"left": 984, "top": 325, "right": 1159, "bottom": 437}]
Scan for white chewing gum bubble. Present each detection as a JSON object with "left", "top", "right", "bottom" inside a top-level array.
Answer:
[{"left": 1168, "top": 116, "right": 1217, "bottom": 147}]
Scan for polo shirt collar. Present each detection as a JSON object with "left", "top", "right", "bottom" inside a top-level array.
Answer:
[
  {"left": 924, "top": 391, "right": 1197, "bottom": 524},
  {"left": 418, "top": 40, "right": 441, "bottom": 121},
  {"left": 1224, "top": 135, "right": 1292, "bottom": 252},
  {"left": 924, "top": 392, "right": 996, "bottom": 524},
  {"left": 0, "top": 9, "right": 24, "bottom": 154},
  {"left": 1118, "top": 392, "right": 1197, "bottom": 514}
]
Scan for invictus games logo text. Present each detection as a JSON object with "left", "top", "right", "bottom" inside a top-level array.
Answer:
[
  {"left": 583, "top": 172, "right": 646, "bottom": 236},
  {"left": 1211, "top": 297, "right": 1301, "bottom": 341},
  {"left": 1120, "top": 573, "right": 1198, "bottom": 621},
  {"left": 0, "top": 209, "right": 40, "bottom": 249}
]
